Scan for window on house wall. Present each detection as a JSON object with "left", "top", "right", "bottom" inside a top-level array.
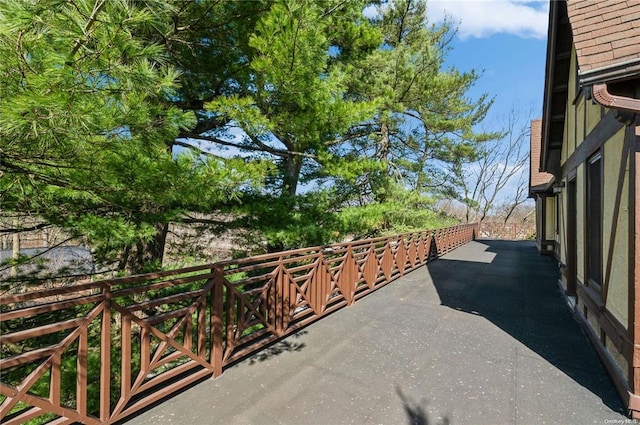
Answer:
[
  {"left": 536, "top": 197, "right": 543, "bottom": 244},
  {"left": 567, "top": 178, "right": 577, "bottom": 295},
  {"left": 556, "top": 193, "right": 560, "bottom": 235},
  {"left": 586, "top": 152, "right": 602, "bottom": 288}
]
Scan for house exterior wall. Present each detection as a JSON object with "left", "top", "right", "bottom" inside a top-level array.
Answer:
[
  {"left": 586, "top": 100, "right": 603, "bottom": 135},
  {"left": 557, "top": 44, "right": 630, "bottom": 302},
  {"left": 539, "top": 0, "right": 640, "bottom": 416},
  {"left": 547, "top": 42, "right": 636, "bottom": 404},
  {"left": 561, "top": 116, "right": 631, "bottom": 391},
  {"left": 603, "top": 127, "right": 630, "bottom": 326}
]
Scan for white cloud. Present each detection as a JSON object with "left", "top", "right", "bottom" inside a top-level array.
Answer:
[{"left": 427, "top": 0, "right": 549, "bottom": 40}]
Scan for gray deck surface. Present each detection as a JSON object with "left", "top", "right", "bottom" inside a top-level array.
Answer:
[{"left": 128, "top": 240, "right": 628, "bottom": 425}]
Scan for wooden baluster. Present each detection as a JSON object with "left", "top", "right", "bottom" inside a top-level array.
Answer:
[{"left": 211, "top": 266, "right": 224, "bottom": 377}]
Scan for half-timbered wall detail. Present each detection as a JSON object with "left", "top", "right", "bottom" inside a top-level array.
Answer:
[{"left": 536, "top": 0, "right": 640, "bottom": 416}]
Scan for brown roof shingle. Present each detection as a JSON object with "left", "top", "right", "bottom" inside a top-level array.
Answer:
[
  {"left": 568, "top": 0, "right": 640, "bottom": 73},
  {"left": 530, "top": 119, "right": 553, "bottom": 190}
]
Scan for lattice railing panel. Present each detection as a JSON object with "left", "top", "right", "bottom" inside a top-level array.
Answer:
[{"left": 0, "top": 224, "right": 477, "bottom": 424}]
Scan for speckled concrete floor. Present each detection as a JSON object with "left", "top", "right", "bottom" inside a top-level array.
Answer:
[{"left": 126, "top": 240, "right": 628, "bottom": 425}]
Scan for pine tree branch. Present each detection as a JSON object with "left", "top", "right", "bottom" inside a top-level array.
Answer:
[
  {"left": 69, "top": 0, "right": 107, "bottom": 59},
  {"left": 172, "top": 140, "right": 227, "bottom": 159},
  {"left": 178, "top": 133, "right": 318, "bottom": 160},
  {"left": 0, "top": 223, "right": 52, "bottom": 234}
]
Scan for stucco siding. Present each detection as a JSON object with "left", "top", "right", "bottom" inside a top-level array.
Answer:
[
  {"left": 576, "top": 97, "right": 585, "bottom": 144},
  {"left": 565, "top": 94, "right": 577, "bottom": 158},
  {"left": 586, "top": 100, "right": 601, "bottom": 136},
  {"left": 566, "top": 50, "right": 578, "bottom": 157},
  {"left": 603, "top": 127, "right": 630, "bottom": 327},
  {"left": 545, "top": 196, "right": 556, "bottom": 240}
]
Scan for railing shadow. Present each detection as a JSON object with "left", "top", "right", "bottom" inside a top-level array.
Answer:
[
  {"left": 247, "top": 331, "right": 307, "bottom": 365},
  {"left": 428, "top": 239, "right": 625, "bottom": 414}
]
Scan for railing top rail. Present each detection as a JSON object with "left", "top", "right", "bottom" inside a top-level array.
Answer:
[
  {"left": 0, "top": 280, "right": 107, "bottom": 306},
  {"left": 0, "top": 223, "right": 475, "bottom": 292},
  {"left": 1, "top": 223, "right": 478, "bottom": 304},
  {"left": 215, "top": 224, "right": 475, "bottom": 267}
]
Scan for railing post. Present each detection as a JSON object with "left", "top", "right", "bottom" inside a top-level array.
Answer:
[
  {"left": 454, "top": 226, "right": 459, "bottom": 248},
  {"left": 211, "top": 265, "right": 224, "bottom": 377},
  {"left": 100, "top": 285, "right": 111, "bottom": 423},
  {"left": 347, "top": 243, "right": 356, "bottom": 305},
  {"left": 274, "top": 256, "right": 287, "bottom": 335},
  {"left": 442, "top": 229, "right": 448, "bottom": 254},
  {"left": 313, "top": 249, "right": 327, "bottom": 313},
  {"left": 445, "top": 228, "right": 449, "bottom": 252}
]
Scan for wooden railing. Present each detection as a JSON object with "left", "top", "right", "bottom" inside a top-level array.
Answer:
[
  {"left": 0, "top": 224, "right": 477, "bottom": 424},
  {"left": 478, "top": 222, "right": 535, "bottom": 240}
]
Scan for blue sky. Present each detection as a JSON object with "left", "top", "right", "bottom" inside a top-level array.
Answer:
[
  {"left": 426, "top": 0, "right": 549, "bottom": 122},
  {"left": 424, "top": 0, "right": 550, "bottom": 207}
]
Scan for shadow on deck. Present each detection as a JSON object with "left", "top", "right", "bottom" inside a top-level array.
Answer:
[
  {"left": 128, "top": 240, "right": 627, "bottom": 425},
  {"left": 431, "top": 240, "right": 625, "bottom": 419}
]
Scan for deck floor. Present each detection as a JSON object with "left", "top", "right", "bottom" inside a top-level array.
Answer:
[{"left": 128, "top": 240, "right": 627, "bottom": 425}]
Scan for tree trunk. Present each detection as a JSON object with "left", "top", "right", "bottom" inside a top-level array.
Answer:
[
  {"left": 11, "top": 217, "right": 19, "bottom": 278},
  {"left": 121, "top": 222, "right": 169, "bottom": 274},
  {"left": 281, "top": 155, "right": 303, "bottom": 197},
  {"left": 379, "top": 122, "right": 390, "bottom": 162},
  {"left": 264, "top": 154, "right": 304, "bottom": 254},
  {"left": 375, "top": 122, "right": 392, "bottom": 203}
]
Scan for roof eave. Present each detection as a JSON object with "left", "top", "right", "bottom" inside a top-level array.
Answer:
[
  {"left": 580, "top": 58, "right": 640, "bottom": 86},
  {"left": 540, "top": 0, "right": 569, "bottom": 178},
  {"left": 540, "top": 0, "right": 558, "bottom": 174}
]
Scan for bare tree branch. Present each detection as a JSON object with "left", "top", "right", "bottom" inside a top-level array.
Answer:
[{"left": 449, "top": 106, "right": 534, "bottom": 223}]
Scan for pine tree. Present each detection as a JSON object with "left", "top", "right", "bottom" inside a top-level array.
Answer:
[
  {"left": 191, "top": 0, "right": 381, "bottom": 250},
  {"left": 331, "top": 0, "right": 498, "bottom": 235},
  {"left": 0, "top": 0, "right": 264, "bottom": 275}
]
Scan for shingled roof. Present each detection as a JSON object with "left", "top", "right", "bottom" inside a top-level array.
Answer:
[
  {"left": 540, "top": 0, "right": 640, "bottom": 176},
  {"left": 529, "top": 119, "right": 553, "bottom": 195},
  {"left": 568, "top": 0, "right": 640, "bottom": 83}
]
